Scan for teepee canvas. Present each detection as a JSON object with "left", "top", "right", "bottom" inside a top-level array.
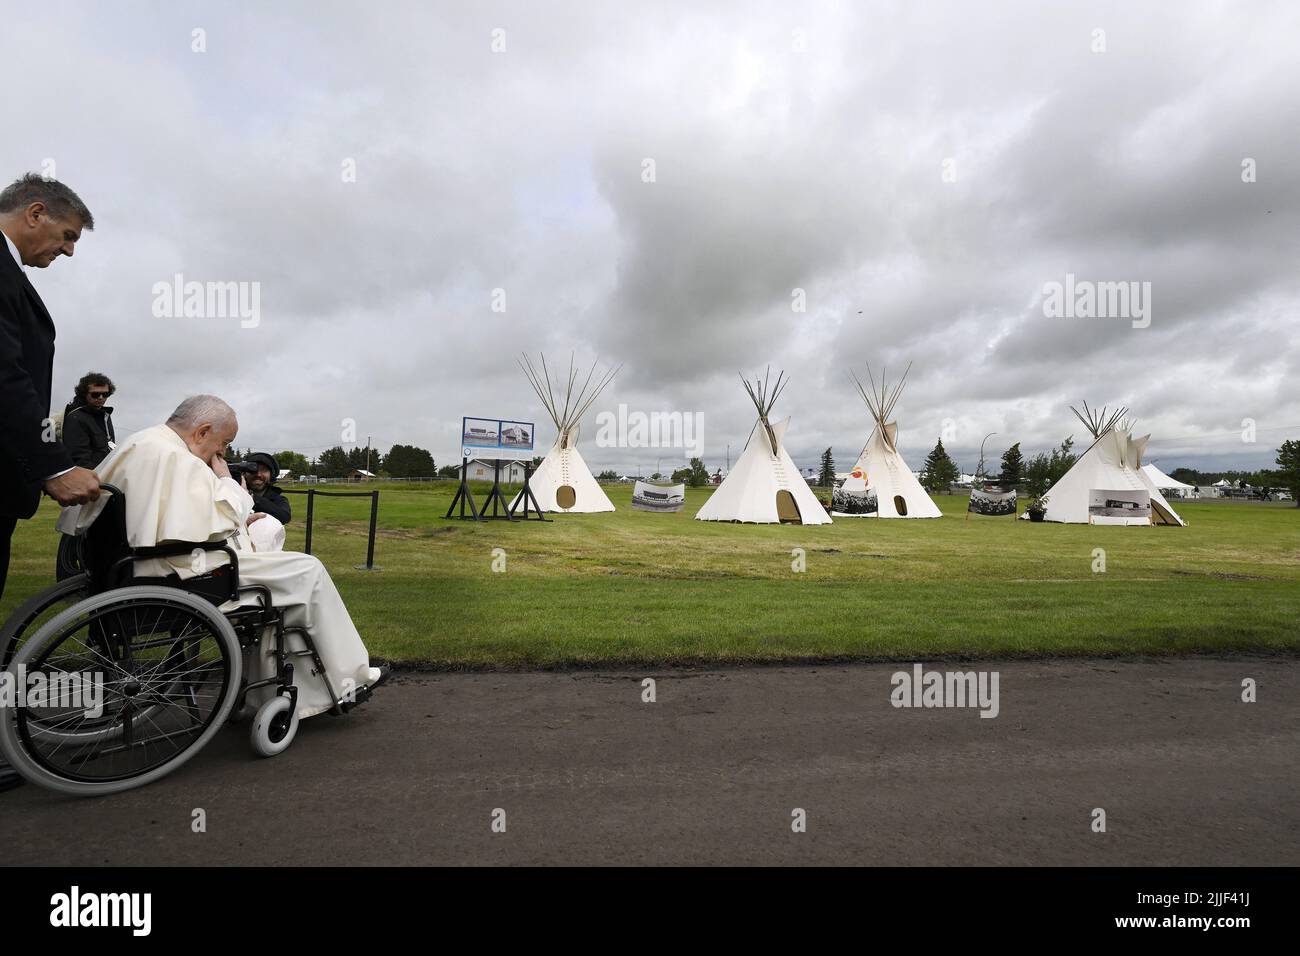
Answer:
[
  {"left": 695, "top": 369, "right": 831, "bottom": 525},
  {"left": 510, "top": 353, "right": 618, "bottom": 514},
  {"left": 836, "top": 364, "right": 942, "bottom": 518},
  {"left": 1028, "top": 404, "right": 1185, "bottom": 526}
]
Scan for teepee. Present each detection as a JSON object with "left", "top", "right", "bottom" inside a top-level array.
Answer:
[
  {"left": 695, "top": 368, "right": 831, "bottom": 525},
  {"left": 1140, "top": 462, "right": 1195, "bottom": 498},
  {"left": 1027, "top": 403, "right": 1185, "bottom": 526},
  {"left": 510, "top": 353, "right": 619, "bottom": 513},
  {"left": 836, "top": 363, "right": 942, "bottom": 518}
]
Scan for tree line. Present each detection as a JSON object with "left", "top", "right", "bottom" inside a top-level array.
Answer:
[{"left": 224, "top": 443, "right": 437, "bottom": 479}]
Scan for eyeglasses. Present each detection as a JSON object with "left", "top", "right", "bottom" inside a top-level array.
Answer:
[{"left": 89, "top": 391, "right": 111, "bottom": 398}]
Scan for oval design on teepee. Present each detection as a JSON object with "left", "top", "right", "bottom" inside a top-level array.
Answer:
[{"left": 556, "top": 485, "right": 577, "bottom": 509}]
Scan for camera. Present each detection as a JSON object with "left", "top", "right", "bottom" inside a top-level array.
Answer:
[{"left": 226, "top": 460, "right": 260, "bottom": 479}]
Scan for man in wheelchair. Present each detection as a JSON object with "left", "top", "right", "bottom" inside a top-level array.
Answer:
[{"left": 58, "top": 395, "right": 388, "bottom": 723}]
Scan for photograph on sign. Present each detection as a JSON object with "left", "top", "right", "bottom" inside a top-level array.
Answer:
[
  {"left": 1088, "top": 488, "right": 1152, "bottom": 524},
  {"left": 969, "top": 487, "right": 1018, "bottom": 516},
  {"left": 632, "top": 481, "right": 686, "bottom": 512},
  {"left": 500, "top": 421, "right": 534, "bottom": 449},
  {"left": 461, "top": 416, "right": 536, "bottom": 461},
  {"left": 462, "top": 417, "right": 500, "bottom": 449}
]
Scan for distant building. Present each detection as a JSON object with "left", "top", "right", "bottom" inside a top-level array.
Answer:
[
  {"left": 347, "top": 469, "right": 376, "bottom": 481},
  {"left": 467, "top": 459, "right": 526, "bottom": 482}
]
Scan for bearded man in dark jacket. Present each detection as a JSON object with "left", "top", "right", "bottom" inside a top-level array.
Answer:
[{"left": 245, "top": 452, "right": 291, "bottom": 524}]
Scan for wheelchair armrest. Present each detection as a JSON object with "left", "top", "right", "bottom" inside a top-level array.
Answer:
[
  {"left": 131, "top": 539, "right": 234, "bottom": 559},
  {"left": 118, "top": 540, "right": 241, "bottom": 604}
]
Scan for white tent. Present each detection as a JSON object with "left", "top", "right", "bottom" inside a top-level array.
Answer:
[
  {"left": 1140, "top": 463, "right": 1195, "bottom": 497},
  {"left": 510, "top": 353, "right": 618, "bottom": 514},
  {"left": 1026, "top": 404, "right": 1185, "bottom": 526},
  {"left": 835, "top": 364, "right": 942, "bottom": 518},
  {"left": 695, "top": 369, "right": 831, "bottom": 525}
]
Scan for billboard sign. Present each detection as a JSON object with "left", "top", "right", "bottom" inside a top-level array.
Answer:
[{"left": 461, "top": 416, "right": 535, "bottom": 461}]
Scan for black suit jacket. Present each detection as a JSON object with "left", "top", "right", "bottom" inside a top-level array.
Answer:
[{"left": 0, "top": 243, "right": 72, "bottom": 519}]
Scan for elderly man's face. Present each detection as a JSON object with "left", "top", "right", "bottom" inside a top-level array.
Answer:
[
  {"left": 19, "top": 204, "right": 83, "bottom": 267},
  {"left": 184, "top": 419, "right": 238, "bottom": 463}
]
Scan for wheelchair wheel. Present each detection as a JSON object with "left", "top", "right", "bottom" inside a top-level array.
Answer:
[
  {"left": 250, "top": 695, "right": 300, "bottom": 757},
  {"left": 2, "top": 574, "right": 90, "bottom": 668},
  {"left": 0, "top": 586, "right": 242, "bottom": 797}
]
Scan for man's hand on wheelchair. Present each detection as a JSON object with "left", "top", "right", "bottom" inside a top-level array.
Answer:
[{"left": 43, "top": 466, "right": 101, "bottom": 506}]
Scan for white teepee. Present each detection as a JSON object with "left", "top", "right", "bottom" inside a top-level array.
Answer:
[
  {"left": 695, "top": 368, "right": 831, "bottom": 525},
  {"left": 510, "top": 353, "right": 619, "bottom": 514},
  {"left": 836, "top": 363, "right": 942, "bottom": 518},
  {"left": 1140, "top": 463, "right": 1195, "bottom": 497},
  {"left": 1027, "top": 404, "right": 1185, "bottom": 526}
]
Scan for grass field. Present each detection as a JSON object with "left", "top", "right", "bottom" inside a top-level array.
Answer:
[{"left": 3, "top": 482, "right": 1298, "bottom": 666}]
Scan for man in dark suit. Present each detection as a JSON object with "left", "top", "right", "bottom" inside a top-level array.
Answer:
[{"left": 0, "top": 173, "right": 101, "bottom": 792}]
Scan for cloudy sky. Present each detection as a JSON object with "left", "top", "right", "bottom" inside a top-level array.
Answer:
[{"left": 3, "top": 1, "right": 1296, "bottom": 476}]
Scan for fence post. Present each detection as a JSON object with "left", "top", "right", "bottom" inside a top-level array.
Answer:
[
  {"left": 356, "top": 489, "right": 380, "bottom": 571},
  {"left": 304, "top": 488, "right": 315, "bottom": 555}
]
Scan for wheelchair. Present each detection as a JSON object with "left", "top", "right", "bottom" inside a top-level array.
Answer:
[{"left": 0, "top": 484, "right": 376, "bottom": 797}]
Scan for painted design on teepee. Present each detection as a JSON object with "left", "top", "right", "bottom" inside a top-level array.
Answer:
[
  {"left": 694, "top": 367, "right": 832, "bottom": 525},
  {"left": 837, "top": 362, "right": 942, "bottom": 518},
  {"left": 510, "top": 352, "right": 620, "bottom": 514}
]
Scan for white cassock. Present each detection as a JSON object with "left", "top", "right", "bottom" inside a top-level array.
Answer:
[{"left": 59, "top": 423, "right": 380, "bottom": 718}]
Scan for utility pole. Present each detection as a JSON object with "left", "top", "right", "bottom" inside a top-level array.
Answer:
[{"left": 365, "top": 435, "right": 372, "bottom": 473}]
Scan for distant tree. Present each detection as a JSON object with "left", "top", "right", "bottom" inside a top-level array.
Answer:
[
  {"left": 921, "top": 439, "right": 959, "bottom": 492},
  {"left": 671, "top": 466, "right": 689, "bottom": 483},
  {"left": 437, "top": 463, "right": 461, "bottom": 479},
  {"left": 1024, "top": 453, "right": 1050, "bottom": 497},
  {"left": 384, "top": 444, "right": 435, "bottom": 478},
  {"left": 818, "top": 447, "right": 835, "bottom": 487},
  {"left": 686, "top": 457, "right": 709, "bottom": 487},
  {"left": 1275, "top": 439, "right": 1300, "bottom": 506},
  {"left": 650, "top": 472, "right": 663, "bottom": 481},
  {"left": 999, "top": 442, "right": 1024, "bottom": 487},
  {"left": 1025, "top": 436, "right": 1077, "bottom": 497},
  {"left": 345, "top": 445, "right": 378, "bottom": 472},
  {"left": 275, "top": 451, "right": 312, "bottom": 478},
  {"left": 316, "top": 446, "right": 349, "bottom": 478},
  {"left": 1049, "top": 436, "right": 1076, "bottom": 485},
  {"left": 597, "top": 469, "right": 618, "bottom": 481},
  {"left": 532, "top": 455, "right": 544, "bottom": 468}
]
